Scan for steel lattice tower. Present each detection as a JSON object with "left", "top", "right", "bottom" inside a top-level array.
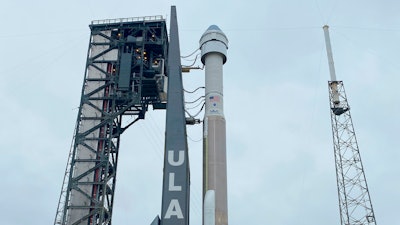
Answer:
[
  {"left": 54, "top": 16, "right": 170, "bottom": 225},
  {"left": 328, "top": 81, "right": 377, "bottom": 225},
  {"left": 324, "top": 25, "right": 377, "bottom": 225}
]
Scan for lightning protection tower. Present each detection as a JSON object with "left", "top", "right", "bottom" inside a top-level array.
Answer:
[{"left": 323, "top": 25, "right": 377, "bottom": 225}]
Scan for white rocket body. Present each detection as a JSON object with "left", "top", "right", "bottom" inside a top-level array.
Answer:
[
  {"left": 200, "top": 25, "right": 228, "bottom": 225},
  {"left": 204, "top": 190, "right": 216, "bottom": 225}
]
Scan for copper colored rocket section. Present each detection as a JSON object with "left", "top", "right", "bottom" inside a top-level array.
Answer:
[{"left": 204, "top": 116, "right": 227, "bottom": 225}]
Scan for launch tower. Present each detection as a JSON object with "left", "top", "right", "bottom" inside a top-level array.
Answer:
[{"left": 54, "top": 12, "right": 179, "bottom": 225}]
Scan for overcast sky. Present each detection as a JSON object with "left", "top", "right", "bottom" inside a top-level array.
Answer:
[{"left": 1, "top": 1, "right": 399, "bottom": 225}]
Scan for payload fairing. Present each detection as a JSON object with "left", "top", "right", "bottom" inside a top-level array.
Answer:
[{"left": 200, "top": 25, "right": 228, "bottom": 225}]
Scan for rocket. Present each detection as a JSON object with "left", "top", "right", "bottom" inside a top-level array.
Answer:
[{"left": 200, "top": 25, "right": 228, "bottom": 225}]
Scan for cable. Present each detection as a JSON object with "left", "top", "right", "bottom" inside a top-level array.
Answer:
[
  {"left": 187, "top": 135, "right": 203, "bottom": 143},
  {"left": 334, "top": 29, "right": 400, "bottom": 70},
  {"left": 182, "top": 53, "right": 200, "bottom": 61},
  {"left": 185, "top": 96, "right": 205, "bottom": 104},
  {"left": 326, "top": 0, "right": 340, "bottom": 25},
  {"left": 314, "top": 0, "right": 324, "bottom": 23},
  {"left": 181, "top": 48, "right": 199, "bottom": 58},
  {"left": 182, "top": 54, "right": 200, "bottom": 67},
  {"left": 185, "top": 102, "right": 205, "bottom": 118},
  {"left": 223, "top": 26, "right": 321, "bottom": 31},
  {"left": 0, "top": 29, "right": 87, "bottom": 39},
  {"left": 184, "top": 86, "right": 205, "bottom": 94},
  {"left": 331, "top": 25, "right": 400, "bottom": 31},
  {"left": 186, "top": 99, "right": 205, "bottom": 110}
]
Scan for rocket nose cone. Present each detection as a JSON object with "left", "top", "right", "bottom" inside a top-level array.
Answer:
[
  {"left": 201, "top": 24, "right": 227, "bottom": 40},
  {"left": 203, "top": 25, "right": 225, "bottom": 36},
  {"left": 207, "top": 25, "right": 221, "bottom": 31}
]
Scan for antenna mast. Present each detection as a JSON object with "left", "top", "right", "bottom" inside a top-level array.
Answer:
[{"left": 323, "top": 25, "right": 377, "bottom": 225}]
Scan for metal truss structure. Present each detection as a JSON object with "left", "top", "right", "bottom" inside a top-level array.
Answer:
[
  {"left": 328, "top": 81, "right": 377, "bottom": 225},
  {"left": 54, "top": 16, "right": 169, "bottom": 225}
]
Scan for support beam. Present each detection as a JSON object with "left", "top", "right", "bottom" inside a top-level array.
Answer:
[{"left": 160, "top": 6, "right": 190, "bottom": 225}]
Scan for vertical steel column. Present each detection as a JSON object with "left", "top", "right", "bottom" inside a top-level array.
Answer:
[{"left": 160, "top": 6, "right": 190, "bottom": 225}]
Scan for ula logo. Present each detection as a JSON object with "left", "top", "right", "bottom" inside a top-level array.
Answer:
[{"left": 164, "top": 150, "right": 185, "bottom": 219}]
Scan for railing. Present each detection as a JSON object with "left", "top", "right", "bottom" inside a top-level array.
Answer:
[{"left": 91, "top": 15, "right": 164, "bottom": 25}]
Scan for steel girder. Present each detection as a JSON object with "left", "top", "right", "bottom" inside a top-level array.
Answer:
[
  {"left": 54, "top": 18, "right": 168, "bottom": 225},
  {"left": 328, "top": 81, "right": 377, "bottom": 225}
]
